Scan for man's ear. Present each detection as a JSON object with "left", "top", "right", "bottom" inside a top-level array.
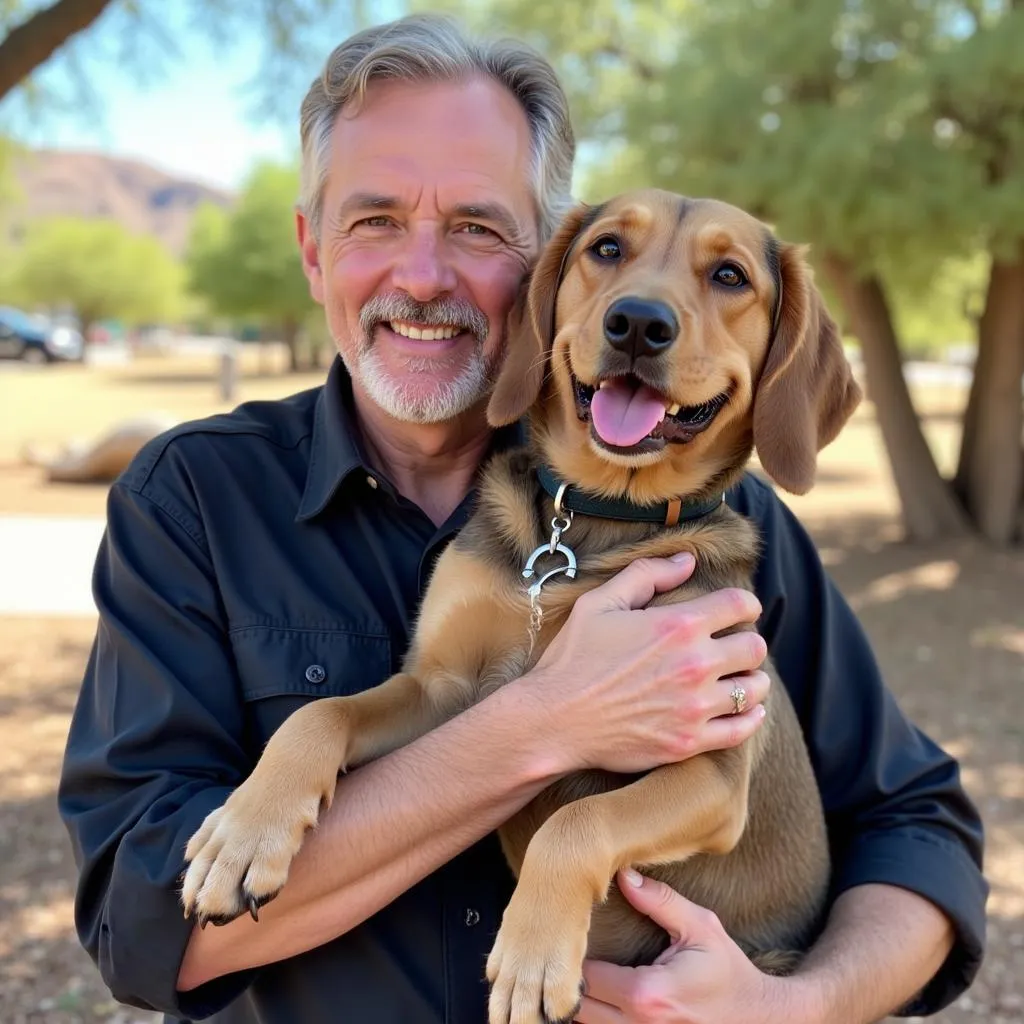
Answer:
[
  {"left": 752, "top": 243, "right": 862, "bottom": 494},
  {"left": 296, "top": 209, "right": 324, "bottom": 305},
  {"left": 487, "top": 203, "right": 593, "bottom": 427}
]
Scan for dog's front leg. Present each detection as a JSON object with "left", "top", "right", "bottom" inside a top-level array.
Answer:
[
  {"left": 486, "top": 750, "right": 750, "bottom": 1024},
  {"left": 181, "top": 670, "right": 463, "bottom": 926}
]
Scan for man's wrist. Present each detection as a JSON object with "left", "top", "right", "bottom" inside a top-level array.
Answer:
[
  {"left": 493, "top": 670, "right": 576, "bottom": 785},
  {"left": 766, "top": 973, "right": 830, "bottom": 1024}
]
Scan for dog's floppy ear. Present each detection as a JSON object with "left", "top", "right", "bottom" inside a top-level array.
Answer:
[
  {"left": 487, "top": 203, "right": 593, "bottom": 427},
  {"left": 752, "top": 243, "right": 862, "bottom": 494}
]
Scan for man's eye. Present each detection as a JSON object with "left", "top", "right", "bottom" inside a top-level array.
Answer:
[
  {"left": 458, "top": 223, "right": 494, "bottom": 236},
  {"left": 357, "top": 216, "right": 392, "bottom": 228}
]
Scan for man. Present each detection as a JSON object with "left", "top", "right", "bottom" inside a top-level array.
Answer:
[{"left": 59, "top": 13, "right": 985, "bottom": 1024}]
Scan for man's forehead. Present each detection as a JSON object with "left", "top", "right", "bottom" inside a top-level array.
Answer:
[
  {"left": 332, "top": 77, "right": 532, "bottom": 164},
  {"left": 325, "top": 86, "right": 539, "bottom": 240}
]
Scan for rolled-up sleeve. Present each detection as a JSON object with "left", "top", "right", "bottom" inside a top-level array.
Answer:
[
  {"left": 736, "top": 476, "right": 987, "bottom": 1016},
  {"left": 58, "top": 470, "right": 257, "bottom": 1017}
]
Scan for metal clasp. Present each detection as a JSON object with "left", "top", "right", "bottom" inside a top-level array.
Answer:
[
  {"left": 523, "top": 510, "right": 577, "bottom": 586},
  {"left": 523, "top": 544, "right": 578, "bottom": 597},
  {"left": 522, "top": 485, "right": 578, "bottom": 657}
]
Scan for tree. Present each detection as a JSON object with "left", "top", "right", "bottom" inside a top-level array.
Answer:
[
  {"left": 0, "top": 0, "right": 368, "bottom": 105},
  {"left": 458, "top": 0, "right": 1024, "bottom": 545},
  {"left": 13, "top": 216, "right": 185, "bottom": 336},
  {"left": 0, "top": 1, "right": 115, "bottom": 103},
  {"left": 186, "top": 162, "right": 317, "bottom": 370}
]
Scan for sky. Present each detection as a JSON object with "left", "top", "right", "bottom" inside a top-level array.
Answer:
[
  {"left": 0, "top": 1, "right": 590, "bottom": 196},
  {"left": 0, "top": 3, "right": 376, "bottom": 192}
]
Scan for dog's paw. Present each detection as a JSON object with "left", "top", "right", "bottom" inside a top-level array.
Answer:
[
  {"left": 180, "top": 781, "right": 324, "bottom": 927},
  {"left": 486, "top": 893, "right": 589, "bottom": 1024}
]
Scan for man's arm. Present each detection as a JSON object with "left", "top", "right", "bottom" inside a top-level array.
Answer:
[
  {"left": 179, "top": 555, "right": 771, "bottom": 988},
  {"left": 61, "top": 470, "right": 769, "bottom": 1019},
  {"left": 576, "top": 479, "right": 986, "bottom": 1024},
  {"left": 736, "top": 475, "right": 987, "bottom": 1014},
  {"left": 176, "top": 676, "right": 563, "bottom": 989},
  {"left": 63, "top": 477, "right": 565, "bottom": 1017},
  {"left": 578, "top": 874, "right": 953, "bottom": 1024},
  {"left": 790, "top": 884, "right": 954, "bottom": 1023}
]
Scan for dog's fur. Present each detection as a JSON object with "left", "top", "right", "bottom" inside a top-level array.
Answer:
[{"left": 181, "top": 190, "right": 861, "bottom": 1024}]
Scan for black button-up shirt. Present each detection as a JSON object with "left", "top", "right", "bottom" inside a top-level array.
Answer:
[{"left": 59, "top": 358, "right": 987, "bottom": 1023}]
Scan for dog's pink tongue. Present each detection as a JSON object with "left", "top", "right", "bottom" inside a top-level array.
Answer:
[{"left": 590, "top": 379, "right": 667, "bottom": 447}]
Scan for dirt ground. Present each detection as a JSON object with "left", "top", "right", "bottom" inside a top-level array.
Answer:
[{"left": 0, "top": 351, "right": 1021, "bottom": 1023}]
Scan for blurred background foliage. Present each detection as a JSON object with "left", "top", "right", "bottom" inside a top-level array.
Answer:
[{"left": 1, "top": 0, "right": 1022, "bottom": 543}]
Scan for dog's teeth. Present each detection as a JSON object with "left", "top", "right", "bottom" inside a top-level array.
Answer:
[{"left": 667, "top": 403, "right": 681, "bottom": 416}]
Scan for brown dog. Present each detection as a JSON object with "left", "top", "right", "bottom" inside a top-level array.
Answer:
[{"left": 181, "top": 189, "right": 861, "bottom": 1024}]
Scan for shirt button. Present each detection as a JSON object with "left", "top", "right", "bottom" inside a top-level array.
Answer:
[
  {"left": 366, "top": 475, "right": 378, "bottom": 489},
  {"left": 305, "top": 664, "right": 327, "bottom": 684},
  {"left": 464, "top": 908, "right": 480, "bottom": 927}
]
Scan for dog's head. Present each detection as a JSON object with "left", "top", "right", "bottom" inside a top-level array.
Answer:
[{"left": 487, "top": 189, "right": 862, "bottom": 502}]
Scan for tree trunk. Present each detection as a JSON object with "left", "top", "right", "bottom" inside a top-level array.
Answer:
[
  {"left": 259, "top": 341, "right": 273, "bottom": 377},
  {"left": 0, "top": 0, "right": 114, "bottom": 102},
  {"left": 822, "top": 254, "right": 971, "bottom": 543},
  {"left": 952, "top": 312, "right": 994, "bottom": 501},
  {"left": 955, "top": 249, "right": 1024, "bottom": 544},
  {"left": 78, "top": 315, "right": 96, "bottom": 349},
  {"left": 282, "top": 319, "right": 301, "bottom": 372}
]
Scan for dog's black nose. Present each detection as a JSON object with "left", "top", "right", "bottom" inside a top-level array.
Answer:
[{"left": 603, "top": 297, "right": 678, "bottom": 359}]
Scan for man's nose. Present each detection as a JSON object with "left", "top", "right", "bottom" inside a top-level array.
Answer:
[{"left": 390, "top": 226, "right": 458, "bottom": 301}]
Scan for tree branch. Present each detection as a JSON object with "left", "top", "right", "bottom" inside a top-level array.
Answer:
[
  {"left": 0, "top": 0, "right": 115, "bottom": 103},
  {"left": 595, "top": 43, "right": 656, "bottom": 82}
]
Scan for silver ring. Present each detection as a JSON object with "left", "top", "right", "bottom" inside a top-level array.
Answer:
[{"left": 729, "top": 684, "right": 748, "bottom": 716}]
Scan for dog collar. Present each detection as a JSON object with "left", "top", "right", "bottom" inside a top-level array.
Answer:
[{"left": 536, "top": 465, "right": 724, "bottom": 527}]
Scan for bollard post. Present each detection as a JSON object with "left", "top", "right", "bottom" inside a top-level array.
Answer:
[{"left": 218, "top": 339, "right": 239, "bottom": 402}]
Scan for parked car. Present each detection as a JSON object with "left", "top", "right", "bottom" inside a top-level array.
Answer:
[{"left": 0, "top": 306, "right": 85, "bottom": 363}]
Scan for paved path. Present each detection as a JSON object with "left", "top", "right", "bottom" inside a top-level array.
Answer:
[{"left": 0, "top": 516, "right": 105, "bottom": 616}]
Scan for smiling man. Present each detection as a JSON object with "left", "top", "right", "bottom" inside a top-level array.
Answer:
[
  {"left": 58, "top": 13, "right": 985, "bottom": 1024},
  {"left": 295, "top": 70, "right": 540, "bottom": 524}
]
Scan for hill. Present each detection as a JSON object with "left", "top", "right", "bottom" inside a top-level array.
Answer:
[{"left": 7, "top": 149, "right": 233, "bottom": 257}]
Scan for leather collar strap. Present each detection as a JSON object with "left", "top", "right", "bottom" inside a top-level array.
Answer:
[{"left": 536, "top": 465, "right": 724, "bottom": 527}]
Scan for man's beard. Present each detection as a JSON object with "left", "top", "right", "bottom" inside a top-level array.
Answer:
[{"left": 341, "top": 293, "right": 501, "bottom": 425}]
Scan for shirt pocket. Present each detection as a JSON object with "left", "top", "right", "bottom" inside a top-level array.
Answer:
[{"left": 229, "top": 626, "right": 392, "bottom": 753}]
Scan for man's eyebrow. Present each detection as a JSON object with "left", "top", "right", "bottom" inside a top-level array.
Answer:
[
  {"left": 335, "top": 192, "right": 402, "bottom": 220},
  {"left": 450, "top": 202, "right": 524, "bottom": 240},
  {"left": 333, "top": 194, "right": 525, "bottom": 240}
]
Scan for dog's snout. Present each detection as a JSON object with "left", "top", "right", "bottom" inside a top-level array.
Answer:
[{"left": 602, "top": 297, "right": 678, "bottom": 359}]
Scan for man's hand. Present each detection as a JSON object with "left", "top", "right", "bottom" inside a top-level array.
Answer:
[
  {"left": 521, "top": 553, "right": 771, "bottom": 776},
  {"left": 574, "top": 870, "right": 809, "bottom": 1024}
]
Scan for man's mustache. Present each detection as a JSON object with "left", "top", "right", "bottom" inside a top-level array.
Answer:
[{"left": 359, "top": 293, "right": 490, "bottom": 344}]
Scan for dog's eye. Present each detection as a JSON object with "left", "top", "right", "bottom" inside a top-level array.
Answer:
[
  {"left": 712, "top": 263, "right": 748, "bottom": 288},
  {"left": 590, "top": 236, "right": 622, "bottom": 261}
]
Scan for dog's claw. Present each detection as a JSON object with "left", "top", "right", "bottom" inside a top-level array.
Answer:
[{"left": 248, "top": 895, "right": 261, "bottom": 922}]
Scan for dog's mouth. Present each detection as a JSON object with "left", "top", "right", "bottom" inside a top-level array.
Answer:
[{"left": 572, "top": 372, "right": 730, "bottom": 455}]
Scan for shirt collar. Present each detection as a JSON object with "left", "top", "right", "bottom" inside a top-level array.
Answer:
[
  {"left": 296, "top": 356, "right": 527, "bottom": 523},
  {"left": 296, "top": 357, "right": 373, "bottom": 522}
]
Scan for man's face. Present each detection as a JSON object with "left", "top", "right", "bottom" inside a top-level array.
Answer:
[{"left": 299, "top": 76, "right": 540, "bottom": 424}]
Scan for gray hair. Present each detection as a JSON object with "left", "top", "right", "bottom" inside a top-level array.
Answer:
[{"left": 299, "top": 13, "right": 576, "bottom": 244}]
